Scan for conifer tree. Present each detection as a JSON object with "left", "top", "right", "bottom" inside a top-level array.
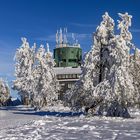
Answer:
[
  {"left": 13, "top": 38, "right": 35, "bottom": 104},
  {"left": 32, "top": 44, "right": 59, "bottom": 110},
  {"left": 65, "top": 12, "right": 135, "bottom": 117},
  {"left": 0, "top": 78, "right": 10, "bottom": 106},
  {"left": 13, "top": 38, "right": 59, "bottom": 109}
]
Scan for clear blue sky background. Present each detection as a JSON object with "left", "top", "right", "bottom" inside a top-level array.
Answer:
[{"left": 0, "top": 0, "right": 140, "bottom": 97}]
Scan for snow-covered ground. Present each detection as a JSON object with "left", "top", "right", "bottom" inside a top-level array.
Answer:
[{"left": 0, "top": 105, "right": 140, "bottom": 140}]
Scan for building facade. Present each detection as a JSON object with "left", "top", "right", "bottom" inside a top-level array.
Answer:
[
  {"left": 53, "top": 28, "right": 82, "bottom": 99},
  {"left": 54, "top": 67, "right": 82, "bottom": 99}
]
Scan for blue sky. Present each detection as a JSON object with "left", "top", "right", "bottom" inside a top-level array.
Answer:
[{"left": 0, "top": 0, "right": 140, "bottom": 96}]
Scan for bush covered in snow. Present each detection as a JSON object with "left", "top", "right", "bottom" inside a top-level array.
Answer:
[
  {"left": 13, "top": 38, "right": 59, "bottom": 110},
  {"left": 0, "top": 78, "right": 10, "bottom": 106},
  {"left": 129, "top": 48, "right": 140, "bottom": 108},
  {"left": 64, "top": 12, "right": 140, "bottom": 118}
]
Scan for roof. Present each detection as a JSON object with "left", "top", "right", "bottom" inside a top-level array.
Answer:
[{"left": 53, "top": 67, "right": 82, "bottom": 75}]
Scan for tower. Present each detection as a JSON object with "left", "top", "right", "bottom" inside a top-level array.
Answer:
[
  {"left": 53, "top": 28, "right": 82, "bottom": 99},
  {"left": 54, "top": 28, "right": 82, "bottom": 67}
]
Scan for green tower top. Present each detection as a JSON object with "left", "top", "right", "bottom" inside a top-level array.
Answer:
[{"left": 54, "top": 28, "right": 82, "bottom": 67}]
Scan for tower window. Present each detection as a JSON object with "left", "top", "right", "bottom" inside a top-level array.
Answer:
[
  {"left": 62, "top": 59, "right": 66, "bottom": 62},
  {"left": 69, "top": 59, "right": 77, "bottom": 62},
  {"left": 66, "top": 74, "right": 69, "bottom": 78},
  {"left": 72, "top": 74, "right": 76, "bottom": 78}
]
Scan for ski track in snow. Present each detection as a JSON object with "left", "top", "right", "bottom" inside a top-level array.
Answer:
[{"left": 0, "top": 106, "right": 140, "bottom": 140}]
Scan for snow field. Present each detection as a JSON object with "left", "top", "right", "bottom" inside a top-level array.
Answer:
[{"left": 0, "top": 106, "right": 140, "bottom": 140}]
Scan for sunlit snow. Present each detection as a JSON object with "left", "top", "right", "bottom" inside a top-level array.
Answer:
[{"left": 0, "top": 105, "right": 140, "bottom": 140}]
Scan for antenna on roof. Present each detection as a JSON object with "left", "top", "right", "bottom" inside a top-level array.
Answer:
[
  {"left": 59, "top": 28, "right": 63, "bottom": 45},
  {"left": 63, "top": 27, "right": 68, "bottom": 44},
  {"left": 46, "top": 43, "right": 50, "bottom": 53},
  {"left": 72, "top": 33, "right": 75, "bottom": 44},
  {"left": 76, "top": 39, "right": 78, "bottom": 44}
]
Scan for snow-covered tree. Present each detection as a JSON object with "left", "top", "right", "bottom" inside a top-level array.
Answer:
[
  {"left": 31, "top": 44, "right": 59, "bottom": 110},
  {"left": 0, "top": 78, "right": 10, "bottom": 106},
  {"left": 13, "top": 38, "right": 35, "bottom": 105},
  {"left": 64, "top": 12, "right": 135, "bottom": 118},
  {"left": 64, "top": 12, "right": 115, "bottom": 111},
  {"left": 129, "top": 48, "right": 140, "bottom": 107},
  {"left": 13, "top": 38, "right": 59, "bottom": 109}
]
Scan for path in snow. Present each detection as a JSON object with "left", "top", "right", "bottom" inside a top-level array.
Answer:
[
  {"left": 0, "top": 105, "right": 140, "bottom": 140},
  {"left": 0, "top": 106, "right": 41, "bottom": 130}
]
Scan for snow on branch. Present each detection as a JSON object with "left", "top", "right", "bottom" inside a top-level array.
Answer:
[
  {"left": 64, "top": 12, "right": 139, "bottom": 118},
  {"left": 13, "top": 38, "right": 59, "bottom": 110}
]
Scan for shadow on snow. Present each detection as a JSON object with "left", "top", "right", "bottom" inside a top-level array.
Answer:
[
  {"left": 12, "top": 111, "right": 84, "bottom": 117},
  {"left": 0, "top": 106, "right": 35, "bottom": 111},
  {"left": 0, "top": 106, "right": 84, "bottom": 117}
]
